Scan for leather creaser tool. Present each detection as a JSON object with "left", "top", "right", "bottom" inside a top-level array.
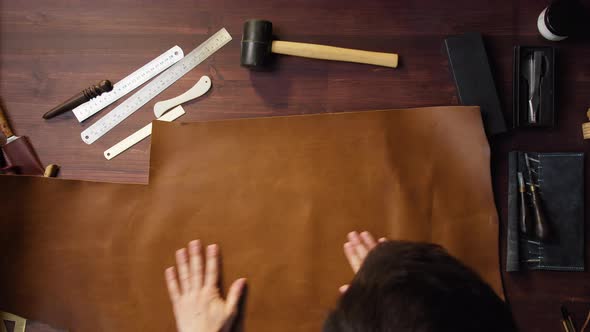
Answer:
[
  {"left": 105, "top": 75, "right": 212, "bottom": 159},
  {"left": 105, "top": 106, "right": 186, "bottom": 160},
  {"left": 153, "top": 76, "right": 211, "bottom": 117}
]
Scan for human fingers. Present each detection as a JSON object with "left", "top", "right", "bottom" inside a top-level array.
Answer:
[
  {"left": 344, "top": 241, "right": 361, "bottom": 272},
  {"left": 204, "top": 244, "right": 219, "bottom": 288},
  {"left": 224, "top": 278, "right": 247, "bottom": 316},
  {"left": 165, "top": 267, "right": 180, "bottom": 301},
  {"left": 360, "top": 231, "right": 377, "bottom": 249},
  {"left": 378, "top": 237, "right": 387, "bottom": 243},
  {"left": 176, "top": 248, "right": 191, "bottom": 293},
  {"left": 339, "top": 284, "right": 349, "bottom": 294},
  {"left": 348, "top": 231, "right": 369, "bottom": 260},
  {"left": 189, "top": 240, "right": 203, "bottom": 289}
]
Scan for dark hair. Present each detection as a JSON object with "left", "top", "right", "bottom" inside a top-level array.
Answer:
[{"left": 323, "top": 241, "right": 517, "bottom": 332}]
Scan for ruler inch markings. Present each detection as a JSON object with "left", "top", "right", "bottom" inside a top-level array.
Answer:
[
  {"left": 81, "top": 28, "right": 232, "bottom": 144},
  {"left": 73, "top": 45, "right": 184, "bottom": 122}
]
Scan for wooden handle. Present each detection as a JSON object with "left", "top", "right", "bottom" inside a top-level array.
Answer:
[
  {"left": 44, "top": 164, "right": 60, "bottom": 177},
  {"left": 0, "top": 102, "right": 14, "bottom": 138},
  {"left": 530, "top": 187, "right": 551, "bottom": 241},
  {"left": 271, "top": 41, "right": 398, "bottom": 68},
  {"left": 582, "top": 121, "right": 590, "bottom": 139},
  {"left": 518, "top": 190, "right": 531, "bottom": 235},
  {"left": 583, "top": 108, "right": 590, "bottom": 139}
]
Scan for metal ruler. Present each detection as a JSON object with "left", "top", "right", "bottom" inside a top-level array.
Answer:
[
  {"left": 81, "top": 28, "right": 232, "bottom": 144},
  {"left": 72, "top": 45, "right": 184, "bottom": 122}
]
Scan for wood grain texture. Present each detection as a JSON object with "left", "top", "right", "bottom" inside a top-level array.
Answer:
[{"left": 0, "top": 0, "right": 589, "bottom": 330}]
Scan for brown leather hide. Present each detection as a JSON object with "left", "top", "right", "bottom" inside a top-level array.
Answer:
[{"left": 0, "top": 106, "right": 502, "bottom": 331}]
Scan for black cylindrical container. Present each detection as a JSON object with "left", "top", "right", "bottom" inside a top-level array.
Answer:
[{"left": 537, "top": 0, "right": 583, "bottom": 41}]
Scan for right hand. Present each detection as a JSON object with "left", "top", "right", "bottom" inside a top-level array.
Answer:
[{"left": 340, "top": 231, "right": 386, "bottom": 293}]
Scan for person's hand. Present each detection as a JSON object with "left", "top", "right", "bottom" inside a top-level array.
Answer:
[
  {"left": 340, "top": 231, "right": 386, "bottom": 293},
  {"left": 165, "top": 240, "right": 246, "bottom": 332}
]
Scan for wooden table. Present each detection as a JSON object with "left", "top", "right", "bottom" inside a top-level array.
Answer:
[{"left": 1, "top": 0, "right": 589, "bottom": 330}]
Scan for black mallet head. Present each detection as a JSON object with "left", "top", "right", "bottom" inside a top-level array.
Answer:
[{"left": 240, "top": 19, "right": 274, "bottom": 68}]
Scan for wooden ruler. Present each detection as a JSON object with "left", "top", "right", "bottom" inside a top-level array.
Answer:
[{"left": 81, "top": 28, "right": 232, "bottom": 144}]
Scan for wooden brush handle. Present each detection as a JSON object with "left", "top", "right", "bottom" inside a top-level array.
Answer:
[
  {"left": 0, "top": 102, "right": 15, "bottom": 138},
  {"left": 530, "top": 187, "right": 551, "bottom": 241},
  {"left": 271, "top": 41, "right": 398, "bottom": 68},
  {"left": 583, "top": 109, "right": 590, "bottom": 140}
]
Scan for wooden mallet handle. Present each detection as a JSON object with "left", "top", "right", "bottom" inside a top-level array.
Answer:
[{"left": 271, "top": 41, "right": 398, "bottom": 68}]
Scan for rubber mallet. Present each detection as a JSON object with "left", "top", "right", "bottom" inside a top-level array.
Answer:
[{"left": 240, "top": 20, "right": 398, "bottom": 69}]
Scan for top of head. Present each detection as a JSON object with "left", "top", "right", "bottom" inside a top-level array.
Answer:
[
  {"left": 242, "top": 20, "right": 273, "bottom": 43},
  {"left": 98, "top": 80, "right": 114, "bottom": 92}
]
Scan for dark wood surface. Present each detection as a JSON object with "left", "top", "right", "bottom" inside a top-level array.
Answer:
[{"left": 1, "top": 0, "right": 589, "bottom": 330}]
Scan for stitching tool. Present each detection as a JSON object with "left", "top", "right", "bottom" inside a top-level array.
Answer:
[
  {"left": 524, "top": 153, "right": 551, "bottom": 241},
  {"left": 517, "top": 172, "right": 532, "bottom": 236}
]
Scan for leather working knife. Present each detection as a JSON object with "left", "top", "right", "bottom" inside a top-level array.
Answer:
[{"left": 526, "top": 51, "right": 543, "bottom": 123}]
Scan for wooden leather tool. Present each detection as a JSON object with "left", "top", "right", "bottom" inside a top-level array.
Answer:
[
  {"left": 582, "top": 108, "right": 590, "bottom": 139},
  {"left": 105, "top": 106, "right": 186, "bottom": 160},
  {"left": 153, "top": 76, "right": 211, "bottom": 117},
  {"left": 1, "top": 311, "right": 68, "bottom": 332},
  {"left": 240, "top": 20, "right": 398, "bottom": 69},
  {"left": 517, "top": 172, "right": 531, "bottom": 236},
  {"left": 43, "top": 164, "right": 60, "bottom": 177},
  {"left": 0, "top": 102, "right": 44, "bottom": 175},
  {"left": 524, "top": 153, "right": 551, "bottom": 241},
  {"left": 43, "top": 80, "right": 113, "bottom": 119}
]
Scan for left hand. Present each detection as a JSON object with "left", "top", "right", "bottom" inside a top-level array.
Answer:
[{"left": 165, "top": 240, "right": 246, "bottom": 332}]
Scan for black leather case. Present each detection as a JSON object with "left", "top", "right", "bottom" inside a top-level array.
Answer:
[
  {"left": 513, "top": 46, "right": 556, "bottom": 128},
  {"left": 506, "top": 152, "right": 585, "bottom": 272},
  {"left": 444, "top": 32, "right": 507, "bottom": 136}
]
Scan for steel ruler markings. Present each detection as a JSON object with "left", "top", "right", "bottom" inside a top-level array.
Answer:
[
  {"left": 81, "top": 28, "right": 232, "bottom": 144},
  {"left": 72, "top": 45, "right": 184, "bottom": 122}
]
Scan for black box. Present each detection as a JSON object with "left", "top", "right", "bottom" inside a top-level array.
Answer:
[
  {"left": 444, "top": 32, "right": 507, "bottom": 136},
  {"left": 513, "top": 46, "right": 556, "bottom": 128}
]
